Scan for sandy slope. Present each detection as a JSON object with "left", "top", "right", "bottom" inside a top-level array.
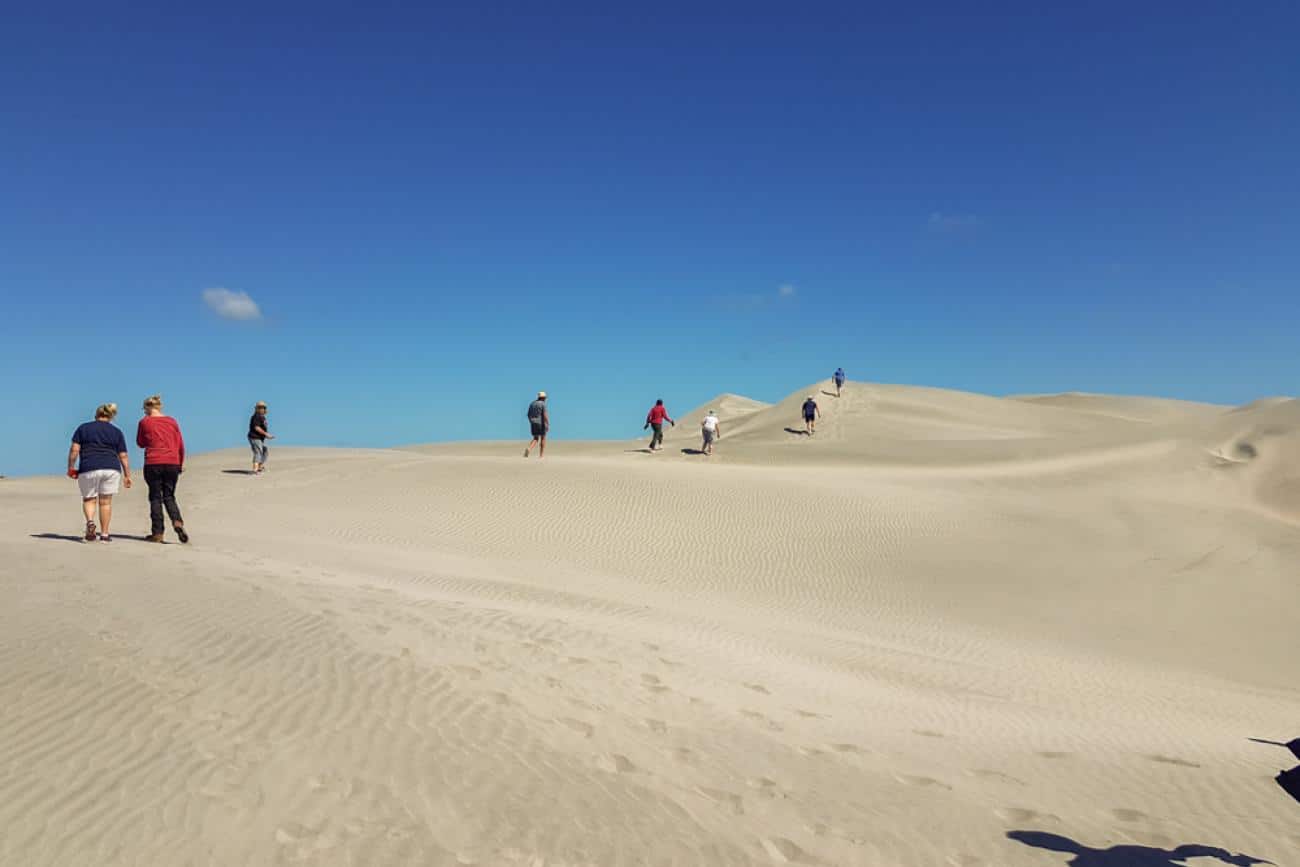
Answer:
[{"left": 1, "top": 381, "right": 1296, "bottom": 866}]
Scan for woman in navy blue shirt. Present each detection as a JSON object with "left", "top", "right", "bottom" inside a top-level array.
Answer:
[{"left": 67, "top": 403, "right": 132, "bottom": 542}]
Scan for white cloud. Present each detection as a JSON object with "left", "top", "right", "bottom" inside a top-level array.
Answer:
[
  {"left": 928, "top": 212, "right": 982, "bottom": 232},
  {"left": 778, "top": 283, "right": 797, "bottom": 298},
  {"left": 202, "top": 287, "right": 263, "bottom": 321}
]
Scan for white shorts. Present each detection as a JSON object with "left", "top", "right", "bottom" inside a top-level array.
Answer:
[{"left": 78, "top": 469, "right": 122, "bottom": 499}]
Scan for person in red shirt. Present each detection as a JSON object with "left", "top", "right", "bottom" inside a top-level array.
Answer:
[
  {"left": 643, "top": 399, "right": 674, "bottom": 452},
  {"left": 136, "top": 395, "right": 189, "bottom": 543}
]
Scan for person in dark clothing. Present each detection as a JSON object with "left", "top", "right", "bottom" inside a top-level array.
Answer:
[
  {"left": 801, "top": 396, "right": 820, "bottom": 435},
  {"left": 644, "top": 399, "right": 674, "bottom": 451},
  {"left": 137, "top": 394, "right": 188, "bottom": 543},
  {"left": 524, "top": 392, "right": 548, "bottom": 458},
  {"left": 249, "top": 401, "right": 273, "bottom": 473}
]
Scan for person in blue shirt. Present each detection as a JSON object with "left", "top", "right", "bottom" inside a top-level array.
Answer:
[
  {"left": 801, "top": 396, "right": 820, "bottom": 435},
  {"left": 67, "top": 403, "right": 133, "bottom": 542},
  {"left": 833, "top": 367, "right": 846, "bottom": 397}
]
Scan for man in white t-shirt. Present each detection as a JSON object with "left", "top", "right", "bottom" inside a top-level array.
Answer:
[{"left": 700, "top": 411, "right": 721, "bottom": 455}]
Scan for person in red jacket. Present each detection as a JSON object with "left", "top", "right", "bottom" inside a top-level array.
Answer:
[
  {"left": 644, "top": 399, "right": 674, "bottom": 452},
  {"left": 136, "top": 395, "right": 189, "bottom": 544}
]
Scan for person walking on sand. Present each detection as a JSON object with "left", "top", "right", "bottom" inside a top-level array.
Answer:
[
  {"left": 833, "top": 367, "right": 846, "bottom": 397},
  {"left": 136, "top": 395, "right": 188, "bottom": 544},
  {"left": 801, "top": 395, "right": 820, "bottom": 435},
  {"left": 67, "top": 403, "right": 132, "bottom": 543},
  {"left": 249, "top": 401, "right": 273, "bottom": 474},
  {"left": 524, "top": 391, "right": 548, "bottom": 458},
  {"left": 644, "top": 399, "right": 674, "bottom": 451},
  {"left": 701, "top": 410, "right": 721, "bottom": 455}
]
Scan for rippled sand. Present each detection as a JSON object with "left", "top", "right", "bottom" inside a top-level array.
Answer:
[{"left": 1, "top": 381, "right": 1296, "bottom": 865}]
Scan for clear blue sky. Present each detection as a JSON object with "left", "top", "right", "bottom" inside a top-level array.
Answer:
[{"left": 2, "top": 2, "right": 1297, "bottom": 475}]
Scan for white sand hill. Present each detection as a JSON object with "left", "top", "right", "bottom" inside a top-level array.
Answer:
[{"left": 1, "top": 381, "right": 1296, "bottom": 866}]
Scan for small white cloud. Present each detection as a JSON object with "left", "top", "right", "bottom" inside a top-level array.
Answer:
[
  {"left": 202, "top": 287, "right": 262, "bottom": 321},
  {"left": 778, "top": 283, "right": 797, "bottom": 298},
  {"left": 928, "top": 212, "right": 982, "bottom": 232}
]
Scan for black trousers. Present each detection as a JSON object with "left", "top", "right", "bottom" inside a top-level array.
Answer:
[{"left": 144, "top": 464, "right": 184, "bottom": 535}]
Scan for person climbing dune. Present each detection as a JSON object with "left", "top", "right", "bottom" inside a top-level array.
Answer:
[
  {"left": 801, "top": 395, "right": 820, "bottom": 435},
  {"left": 644, "top": 399, "right": 674, "bottom": 451}
]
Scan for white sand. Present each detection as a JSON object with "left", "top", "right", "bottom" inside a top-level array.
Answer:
[{"left": 1, "top": 381, "right": 1296, "bottom": 866}]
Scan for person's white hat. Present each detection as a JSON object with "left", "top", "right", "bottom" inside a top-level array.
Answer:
[{"left": 538, "top": 391, "right": 547, "bottom": 399}]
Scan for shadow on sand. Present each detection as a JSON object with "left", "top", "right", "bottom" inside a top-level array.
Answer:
[
  {"left": 1250, "top": 737, "right": 1300, "bottom": 803},
  {"left": 1006, "top": 831, "right": 1271, "bottom": 867},
  {"left": 30, "top": 533, "right": 153, "bottom": 543},
  {"left": 680, "top": 448, "right": 706, "bottom": 456},
  {"left": 221, "top": 469, "right": 256, "bottom": 475},
  {"left": 821, "top": 389, "right": 840, "bottom": 398},
  {"left": 783, "top": 427, "right": 810, "bottom": 436}
]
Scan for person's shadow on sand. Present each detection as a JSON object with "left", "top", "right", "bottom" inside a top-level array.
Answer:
[
  {"left": 30, "top": 533, "right": 85, "bottom": 543},
  {"left": 1007, "top": 831, "right": 1271, "bottom": 867},
  {"left": 31, "top": 533, "right": 153, "bottom": 543},
  {"left": 1250, "top": 737, "right": 1300, "bottom": 804},
  {"left": 783, "top": 427, "right": 809, "bottom": 436}
]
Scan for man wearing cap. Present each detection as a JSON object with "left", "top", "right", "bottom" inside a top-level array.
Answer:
[
  {"left": 643, "top": 399, "right": 674, "bottom": 452},
  {"left": 524, "top": 391, "right": 549, "bottom": 458},
  {"left": 249, "top": 401, "right": 274, "bottom": 474}
]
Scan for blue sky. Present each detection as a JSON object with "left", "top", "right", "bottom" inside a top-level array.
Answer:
[{"left": 2, "top": 2, "right": 1297, "bottom": 475}]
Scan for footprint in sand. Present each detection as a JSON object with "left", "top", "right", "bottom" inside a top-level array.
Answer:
[
  {"left": 695, "top": 787, "right": 745, "bottom": 815},
  {"left": 643, "top": 718, "right": 667, "bottom": 734},
  {"left": 895, "top": 774, "right": 951, "bottom": 790},
  {"left": 760, "top": 836, "right": 817, "bottom": 864},
  {"left": 828, "top": 743, "right": 866, "bottom": 754},
  {"left": 744, "top": 683, "right": 771, "bottom": 694},
  {"left": 995, "top": 807, "right": 1058, "bottom": 823},
  {"left": 640, "top": 673, "right": 671, "bottom": 693},
  {"left": 1110, "top": 808, "right": 1149, "bottom": 822},
  {"left": 741, "top": 710, "right": 784, "bottom": 732},
  {"left": 967, "top": 769, "right": 1025, "bottom": 786},
  {"left": 595, "top": 753, "right": 636, "bottom": 774},
  {"left": 557, "top": 718, "right": 594, "bottom": 738},
  {"left": 913, "top": 729, "right": 945, "bottom": 739},
  {"left": 794, "top": 709, "right": 828, "bottom": 719},
  {"left": 1036, "top": 751, "right": 1072, "bottom": 760},
  {"left": 1144, "top": 754, "right": 1200, "bottom": 768}
]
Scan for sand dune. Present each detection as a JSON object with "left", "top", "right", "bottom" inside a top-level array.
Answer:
[{"left": 1, "top": 381, "right": 1296, "bottom": 866}]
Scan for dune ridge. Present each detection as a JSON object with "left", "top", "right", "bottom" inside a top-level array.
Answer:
[{"left": 1, "top": 380, "right": 1295, "bottom": 866}]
